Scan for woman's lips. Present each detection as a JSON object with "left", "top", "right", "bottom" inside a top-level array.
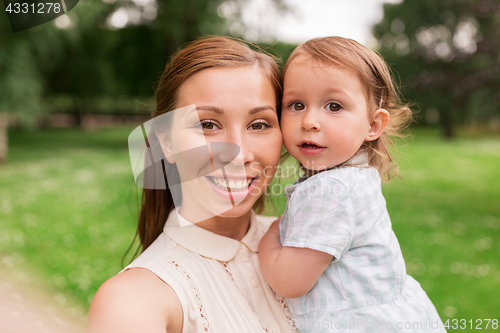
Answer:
[
  {"left": 298, "top": 142, "right": 326, "bottom": 156},
  {"left": 205, "top": 176, "right": 258, "bottom": 202}
]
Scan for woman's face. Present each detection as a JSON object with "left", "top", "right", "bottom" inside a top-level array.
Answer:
[{"left": 161, "top": 66, "right": 282, "bottom": 223}]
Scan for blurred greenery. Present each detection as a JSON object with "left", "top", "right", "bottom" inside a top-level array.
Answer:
[
  {"left": 0, "top": 0, "right": 289, "bottom": 121},
  {"left": 373, "top": 0, "right": 500, "bottom": 138},
  {"left": 0, "top": 0, "right": 293, "bottom": 162},
  {"left": 0, "top": 127, "right": 499, "bottom": 328},
  {"left": 385, "top": 129, "right": 500, "bottom": 327},
  {"left": 1, "top": 1, "right": 499, "bottom": 330},
  {"left": 0, "top": 127, "right": 138, "bottom": 310}
]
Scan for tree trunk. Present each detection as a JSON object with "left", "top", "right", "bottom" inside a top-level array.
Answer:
[
  {"left": 0, "top": 112, "right": 8, "bottom": 164},
  {"left": 440, "top": 107, "right": 454, "bottom": 139}
]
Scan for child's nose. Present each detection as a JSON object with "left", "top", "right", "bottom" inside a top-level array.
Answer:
[{"left": 301, "top": 110, "right": 321, "bottom": 131}]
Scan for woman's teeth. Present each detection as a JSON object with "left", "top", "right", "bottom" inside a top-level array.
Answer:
[{"left": 208, "top": 177, "right": 253, "bottom": 191}]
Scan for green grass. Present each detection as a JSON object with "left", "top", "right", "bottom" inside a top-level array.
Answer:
[
  {"left": 0, "top": 127, "right": 139, "bottom": 311},
  {"left": 0, "top": 127, "right": 499, "bottom": 329},
  {"left": 383, "top": 129, "right": 500, "bottom": 329}
]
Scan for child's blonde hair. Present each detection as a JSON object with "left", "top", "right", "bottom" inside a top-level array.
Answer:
[{"left": 283, "top": 36, "right": 412, "bottom": 181}]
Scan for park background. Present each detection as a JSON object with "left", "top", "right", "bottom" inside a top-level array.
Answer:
[{"left": 1, "top": 0, "right": 499, "bottom": 331}]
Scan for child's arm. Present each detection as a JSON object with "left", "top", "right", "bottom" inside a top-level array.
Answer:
[{"left": 258, "top": 220, "right": 333, "bottom": 298}]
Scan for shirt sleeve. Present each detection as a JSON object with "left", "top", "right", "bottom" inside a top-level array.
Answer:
[{"left": 281, "top": 175, "right": 354, "bottom": 262}]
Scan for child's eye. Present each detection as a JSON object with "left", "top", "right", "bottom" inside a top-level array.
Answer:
[
  {"left": 200, "top": 120, "right": 220, "bottom": 130},
  {"left": 326, "top": 102, "right": 342, "bottom": 112},
  {"left": 248, "top": 121, "right": 271, "bottom": 131},
  {"left": 289, "top": 102, "right": 305, "bottom": 111}
]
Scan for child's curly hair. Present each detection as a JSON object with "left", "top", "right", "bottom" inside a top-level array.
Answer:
[{"left": 283, "top": 36, "right": 412, "bottom": 181}]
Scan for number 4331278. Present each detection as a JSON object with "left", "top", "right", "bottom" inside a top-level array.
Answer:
[
  {"left": 444, "top": 319, "right": 498, "bottom": 330},
  {"left": 5, "top": 2, "right": 61, "bottom": 14}
]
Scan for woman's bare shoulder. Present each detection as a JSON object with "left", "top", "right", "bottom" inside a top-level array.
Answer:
[{"left": 87, "top": 267, "right": 182, "bottom": 333}]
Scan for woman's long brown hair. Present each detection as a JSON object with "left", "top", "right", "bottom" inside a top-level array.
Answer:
[{"left": 133, "top": 36, "right": 282, "bottom": 255}]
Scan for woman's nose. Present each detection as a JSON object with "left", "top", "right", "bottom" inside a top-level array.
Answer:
[
  {"left": 215, "top": 142, "right": 240, "bottom": 164},
  {"left": 301, "top": 109, "right": 321, "bottom": 131},
  {"left": 220, "top": 132, "right": 254, "bottom": 166}
]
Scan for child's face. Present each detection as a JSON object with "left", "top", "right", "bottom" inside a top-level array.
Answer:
[{"left": 281, "top": 54, "right": 373, "bottom": 172}]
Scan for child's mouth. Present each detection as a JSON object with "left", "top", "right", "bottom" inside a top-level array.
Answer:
[
  {"left": 301, "top": 142, "right": 324, "bottom": 149},
  {"left": 298, "top": 142, "right": 326, "bottom": 155}
]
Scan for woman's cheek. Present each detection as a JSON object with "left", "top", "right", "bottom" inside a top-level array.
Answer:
[{"left": 264, "top": 130, "right": 283, "bottom": 177}]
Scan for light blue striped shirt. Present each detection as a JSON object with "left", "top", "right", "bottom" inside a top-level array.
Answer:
[{"left": 279, "top": 166, "right": 446, "bottom": 332}]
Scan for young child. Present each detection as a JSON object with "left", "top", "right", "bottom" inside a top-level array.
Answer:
[{"left": 258, "top": 37, "right": 446, "bottom": 332}]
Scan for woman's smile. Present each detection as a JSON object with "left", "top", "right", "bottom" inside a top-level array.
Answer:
[
  {"left": 206, "top": 176, "right": 256, "bottom": 191},
  {"left": 205, "top": 175, "right": 259, "bottom": 202}
]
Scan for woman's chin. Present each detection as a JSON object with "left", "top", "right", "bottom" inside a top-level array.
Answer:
[{"left": 214, "top": 201, "right": 254, "bottom": 218}]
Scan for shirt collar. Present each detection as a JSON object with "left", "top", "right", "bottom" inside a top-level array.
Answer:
[
  {"left": 163, "top": 209, "right": 262, "bottom": 261},
  {"left": 284, "top": 151, "right": 370, "bottom": 198}
]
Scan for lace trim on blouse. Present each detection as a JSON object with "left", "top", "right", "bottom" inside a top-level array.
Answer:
[
  {"left": 221, "top": 261, "right": 234, "bottom": 281},
  {"left": 167, "top": 257, "right": 213, "bottom": 333},
  {"left": 220, "top": 260, "right": 269, "bottom": 332},
  {"left": 273, "top": 290, "right": 293, "bottom": 326}
]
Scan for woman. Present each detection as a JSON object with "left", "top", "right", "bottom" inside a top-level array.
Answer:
[{"left": 87, "top": 36, "right": 295, "bottom": 333}]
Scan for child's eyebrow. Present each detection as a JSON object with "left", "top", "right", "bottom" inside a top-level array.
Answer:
[
  {"left": 283, "top": 87, "right": 352, "bottom": 99},
  {"left": 325, "top": 87, "right": 345, "bottom": 93},
  {"left": 282, "top": 89, "right": 302, "bottom": 98}
]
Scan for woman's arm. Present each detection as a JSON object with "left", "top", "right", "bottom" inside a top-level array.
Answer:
[
  {"left": 258, "top": 220, "right": 333, "bottom": 299},
  {"left": 87, "top": 268, "right": 183, "bottom": 333}
]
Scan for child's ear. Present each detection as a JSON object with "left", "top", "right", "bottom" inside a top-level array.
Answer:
[
  {"left": 155, "top": 131, "right": 176, "bottom": 164},
  {"left": 365, "top": 108, "right": 389, "bottom": 141}
]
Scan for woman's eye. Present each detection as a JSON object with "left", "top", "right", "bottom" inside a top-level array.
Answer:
[
  {"left": 290, "top": 102, "right": 305, "bottom": 111},
  {"left": 200, "top": 121, "right": 219, "bottom": 130},
  {"left": 326, "top": 102, "right": 342, "bottom": 112},
  {"left": 249, "top": 122, "right": 270, "bottom": 130}
]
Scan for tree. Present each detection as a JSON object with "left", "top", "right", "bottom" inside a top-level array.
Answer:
[
  {"left": 373, "top": 0, "right": 500, "bottom": 138},
  {"left": 0, "top": 0, "right": 115, "bottom": 162},
  {"left": 0, "top": 11, "right": 61, "bottom": 162},
  {"left": 0, "top": 0, "right": 287, "bottom": 163}
]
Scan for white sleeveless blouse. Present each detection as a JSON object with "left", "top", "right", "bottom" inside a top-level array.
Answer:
[{"left": 124, "top": 210, "right": 298, "bottom": 333}]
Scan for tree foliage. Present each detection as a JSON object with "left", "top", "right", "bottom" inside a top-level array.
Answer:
[
  {"left": 0, "top": 0, "right": 287, "bottom": 124},
  {"left": 373, "top": 0, "right": 500, "bottom": 138}
]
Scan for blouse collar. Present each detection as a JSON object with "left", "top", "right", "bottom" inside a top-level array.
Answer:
[{"left": 163, "top": 209, "right": 261, "bottom": 261}]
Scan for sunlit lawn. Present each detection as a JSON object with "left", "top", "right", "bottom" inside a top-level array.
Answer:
[
  {"left": 0, "top": 127, "right": 140, "bottom": 314},
  {"left": 383, "top": 130, "right": 500, "bottom": 330},
  {"left": 0, "top": 126, "right": 499, "bottom": 330}
]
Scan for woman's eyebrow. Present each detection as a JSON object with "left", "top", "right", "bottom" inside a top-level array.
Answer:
[
  {"left": 196, "top": 105, "right": 223, "bottom": 114},
  {"left": 195, "top": 105, "right": 276, "bottom": 114},
  {"left": 250, "top": 105, "right": 276, "bottom": 114}
]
